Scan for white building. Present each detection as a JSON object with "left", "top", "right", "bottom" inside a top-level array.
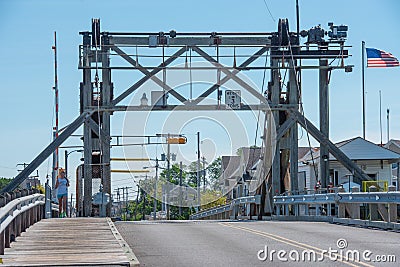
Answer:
[
  {"left": 384, "top": 139, "right": 400, "bottom": 188},
  {"left": 298, "top": 137, "right": 400, "bottom": 191}
]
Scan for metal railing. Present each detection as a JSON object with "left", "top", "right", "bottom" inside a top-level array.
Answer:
[
  {"left": 190, "top": 195, "right": 261, "bottom": 220},
  {"left": 0, "top": 185, "right": 58, "bottom": 254},
  {"left": 273, "top": 185, "right": 399, "bottom": 229}
]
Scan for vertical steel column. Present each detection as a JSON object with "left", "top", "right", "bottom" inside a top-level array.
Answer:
[
  {"left": 82, "top": 33, "right": 93, "bottom": 217},
  {"left": 288, "top": 60, "right": 299, "bottom": 193},
  {"left": 101, "top": 34, "right": 112, "bottom": 217},
  {"left": 271, "top": 58, "right": 281, "bottom": 199},
  {"left": 319, "top": 59, "right": 329, "bottom": 188}
]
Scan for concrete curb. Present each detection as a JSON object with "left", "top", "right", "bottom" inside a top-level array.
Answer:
[
  {"left": 107, "top": 218, "right": 140, "bottom": 267},
  {"left": 332, "top": 217, "right": 400, "bottom": 230},
  {"left": 272, "top": 215, "right": 333, "bottom": 222}
]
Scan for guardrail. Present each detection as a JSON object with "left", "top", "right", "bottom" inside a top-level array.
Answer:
[
  {"left": 0, "top": 185, "right": 59, "bottom": 254},
  {"left": 273, "top": 191, "right": 400, "bottom": 205},
  {"left": 190, "top": 195, "right": 261, "bottom": 220},
  {"left": 273, "top": 185, "right": 399, "bottom": 228}
]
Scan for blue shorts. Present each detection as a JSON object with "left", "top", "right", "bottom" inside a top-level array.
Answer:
[{"left": 57, "top": 193, "right": 67, "bottom": 199}]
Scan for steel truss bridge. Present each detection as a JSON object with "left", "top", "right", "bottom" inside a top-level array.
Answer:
[{"left": 1, "top": 18, "right": 374, "bottom": 219}]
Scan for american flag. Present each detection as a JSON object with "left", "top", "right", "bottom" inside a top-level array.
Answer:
[{"left": 366, "top": 48, "right": 400, "bottom": 68}]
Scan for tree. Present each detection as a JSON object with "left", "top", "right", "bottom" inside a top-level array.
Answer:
[
  {"left": 206, "top": 157, "right": 222, "bottom": 191},
  {"left": 185, "top": 161, "right": 198, "bottom": 187},
  {"left": 0, "top": 177, "right": 12, "bottom": 191},
  {"left": 200, "top": 189, "right": 226, "bottom": 210},
  {"left": 159, "top": 163, "right": 186, "bottom": 185}
]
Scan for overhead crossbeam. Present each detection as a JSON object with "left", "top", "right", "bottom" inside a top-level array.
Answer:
[
  {"left": 192, "top": 46, "right": 269, "bottom": 105},
  {"left": 110, "top": 45, "right": 187, "bottom": 103},
  {"left": 109, "top": 36, "right": 272, "bottom": 47},
  {"left": 192, "top": 46, "right": 267, "bottom": 104},
  {"left": 86, "top": 104, "right": 297, "bottom": 112},
  {"left": 111, "top": 46, "right": 187, "bottom": 106}
]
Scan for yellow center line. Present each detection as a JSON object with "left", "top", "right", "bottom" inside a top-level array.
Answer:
[{"left": 219, "top": 222, "right": 374, "bottom": 267}]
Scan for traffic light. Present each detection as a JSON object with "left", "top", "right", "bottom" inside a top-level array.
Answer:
[
  {"left": 171, "top": 153, "right": 177, "bottom": 161},
  {"left": 167, "top": 137, "right": 187, "bottom": 144}
]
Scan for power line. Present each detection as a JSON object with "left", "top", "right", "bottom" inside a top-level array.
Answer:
[{"left": 262, "top": 0, "right": 276, "bottom": 23}]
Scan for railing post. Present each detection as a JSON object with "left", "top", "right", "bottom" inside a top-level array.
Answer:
[
  {"left": 14, "top": 214, "right": 20, "bottom": 239},
  {"left": 45, "top": 183, "right": 52, "bottom": 219},
  {"left": 337, "top": 187, "right": 346, "bottom": 218},
  {"left": 327, "top": 203, "right": 331, "bottom": 216},
  {"left": 349, "top": 186, "right": 360, "bottom": 219},
  {"left": 4, "top": 226, "right": 10, "bottom": 249},
  {"left": 21, "top": 211, "right": 26, "bottom": 233},
  {"left": 0, "top": 194, "right": 6, "bottom": 208},
  {"left": 388, "top": 185, "right": 397, "bottom": 222},
  {"left": 276, "top": 204, "right": 281, "bottom": 216},
  {"left": 0, "top": 230, "right": 4, "bottom": 255},
  {"left": 369, "top": 186, "right": 379, "bottom": 221},
  {"left": 315, "top": 204, "right": 321, "bottom": 216}
]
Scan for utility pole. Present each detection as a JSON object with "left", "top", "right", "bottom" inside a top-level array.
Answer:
[
  {"left": 196, "top": 132, "right": 201, "bottom": 211},
  {"left": 114, "top": 188, "right": 121, "bottom": 216},
  {"left": 122, "top": 187, "right": 126, "bottom": 220},
  {"left": 52, "top": 31, "right": 59, "bottom": 201},
  {"left": 124, "top": 186, "right": 132, "bottom": 220},
  {"left": 202, "top": 156, "right": 207, "bottom": 192},
  {"left": 17, "top": 163, "right": 29, "bottom": 172},
  {"left": 166, "top": 133, "right": 171, "bottom": 220},
  {"left": 179, "top": 161, "right": 183, "bottom": 216},
  {"left": 142, "top": 189, "right": 146, "bottom": 220},
  {"left": 25, "top": 170, "right": 40, "bottom": 189},
  {"left": 153, "top": 158, "right": 159, "bottom": 220},
  {"left": 135, "top": 184, "right": 139, "bottom": 220}
]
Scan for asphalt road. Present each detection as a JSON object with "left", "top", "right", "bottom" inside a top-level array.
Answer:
[{"left": 116, "top": 220, "right": 399, "bottom": 267}]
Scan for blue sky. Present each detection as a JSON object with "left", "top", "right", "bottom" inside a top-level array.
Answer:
[{"left": 0, "top": 0, "right": 399, "bottom": 197}]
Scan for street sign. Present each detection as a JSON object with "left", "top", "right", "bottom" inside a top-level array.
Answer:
[{"left": 225, "top": 90, "right": 241, "bottom": 109}]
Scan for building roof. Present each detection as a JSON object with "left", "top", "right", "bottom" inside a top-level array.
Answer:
[
  {"left": 298, "top": 147, "right": 313, "bottom": 160},
  {"left": 240, "top": 147, "right": 262, "bottom": 171},
  {"left": 221, "top": 156, "right": 241, "bottom": 179},
  {"left": 384, "top": 139, "right": 400, "bottom": 153},
  {"left": 301, "top": 137, "right": 400, "bottom": 162}
]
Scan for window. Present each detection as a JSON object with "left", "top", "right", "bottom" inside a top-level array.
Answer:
[{"left": 330, "top": 169, "right": 339, "bottom": 186}]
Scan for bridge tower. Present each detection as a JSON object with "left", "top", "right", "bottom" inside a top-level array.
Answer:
[{"left": 80, "top": 19, "right": 112, "bottom": 216}]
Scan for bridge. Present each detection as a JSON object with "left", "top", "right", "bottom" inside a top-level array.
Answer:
[
  {"left": 0, "top": 16, "right": 399, "bottom": 267},
  {"left": 1, "top": 180, "right": 399, "bottom": 265}
]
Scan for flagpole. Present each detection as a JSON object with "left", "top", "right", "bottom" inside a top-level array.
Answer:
[
  {"left": 362, "top": 41, "right": 366, "bottom": 139},
  {"left": 379, "top": 90, "right": 382, "bottom": 146}
]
